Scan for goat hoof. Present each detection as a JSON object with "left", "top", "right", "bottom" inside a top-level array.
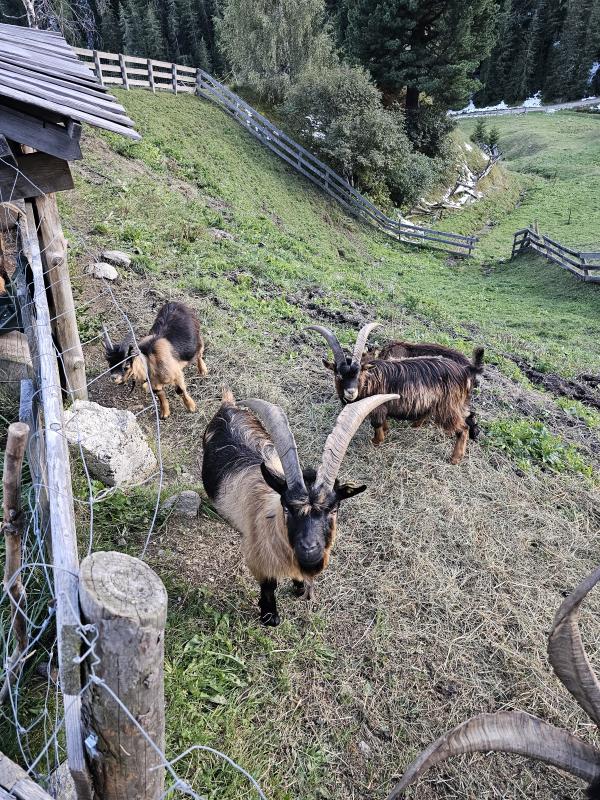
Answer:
[
  {"left": 187, "top": 401, "right": 197, "bottom": 413},
  {"left": 260, "top": 612, "right": 281, "bottom": 627},
  {"left": 160, "top": 412, "right": 171, "bottom": 420},
  {"left": 449, "top": 456, "right": 462, "bottom": 465},
  {"left": 372, "top": 437, "right": 383, "bottom": 447}
]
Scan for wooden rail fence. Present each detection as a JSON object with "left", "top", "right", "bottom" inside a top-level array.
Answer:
[
  {"left": 512, "top": 226, "right": 600, "bottom": 283},
  {"left": 74, "top": 47, "right": 478, "bottom": 257}
]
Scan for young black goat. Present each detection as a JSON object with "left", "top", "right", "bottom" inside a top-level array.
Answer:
[
  {"left": 310, "top": 323, "right": 484, "bottom": 446},
  {"left": 308, "top": 324, "right": 483, "bottom": 463},
  {"left": 202, "top": 390, "right": 397, "bottom": 625},
  {"left": 103, "top": 301, "right": 207, "bottom": 419}
]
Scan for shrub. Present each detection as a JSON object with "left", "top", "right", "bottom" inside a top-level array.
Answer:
[
  {"left": 487, "top": 126, "right": 500, "bottom": 149},
  {"left": 405, "top": 103, "right": 457, "bottom": 158},
  {"left": 280, "top": 64, "right": 440, "bottom": 205},
  {"left": 485, "top": 418, "right": 593, "bottom": 478},
  {"left": 470, "top": 118, "right": 488, "bottom": 145}
]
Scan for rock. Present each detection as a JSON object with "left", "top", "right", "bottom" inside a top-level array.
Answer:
[
  {"left": 63, "top": 400, "right": 157, "bottom": 487},
  {"left": 208, "top": 227, "right": 234, "bottom": 241},
  {"left": 101, "top": 249, "right": 132, "bottom": 268},
  {"left": 358, "top": 740, "right": 371, "bottom": 756},
  {"left": 86, "top": 262, "right": 119, "bottom": 281},
  {"left": 161, "top": 490, "right": 201, "bottom": 518}
]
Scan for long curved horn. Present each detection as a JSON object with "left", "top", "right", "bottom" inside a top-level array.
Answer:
[
  {"left": 241, "top": 399, "right": 307, "bottom": 497},
  {"left": 387, "top": 711, "right": 600, "bottom": 799},
  {"left": 548, "top": 565, "right": 600, "bottom": 728},
  {"left": 306, "top": 325, "right": 346, "bottom": 369},
  {"left": 352, "top": 322, "right": 381, "bottom": 364},
  {"left": 102, "top": 325, "right": 113, "bottom": 350},
  {"left": 315, "top": 394, "right": 398, "bottom": 494}
]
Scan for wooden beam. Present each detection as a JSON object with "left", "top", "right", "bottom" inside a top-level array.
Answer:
[
  {"left": 0, "top": 152, "right": 73, "bottom": 201},
  {"left": 0, "top": 103, "right": 82, "bottom": 161}
]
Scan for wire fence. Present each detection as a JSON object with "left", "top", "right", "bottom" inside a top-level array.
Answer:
[{"left": 0, "top": 155, "right": 268, "bottom": 798}]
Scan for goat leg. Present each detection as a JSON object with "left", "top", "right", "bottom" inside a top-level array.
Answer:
[
  {"left": 259, "top": 578, "right": 280, "bottom": 626},
  {"left": 174, "top": 377, "right": 196, "bottom": 412},
  {"left": 156, "top": 388, "right": 170, "bottom": 419},
  {"left": 450, "top": 425, "right": 469, "bottom": 465}
]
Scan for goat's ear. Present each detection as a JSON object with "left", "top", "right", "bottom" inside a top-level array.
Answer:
[
  {"left": 335, "top": 482, "right": 367, "bottom": 502},
  {"left": 322, "top": 358, "right": 335, "bottom": 372},
  {"left": 260, "top": 462, "right": 287, "bottom": 495}
]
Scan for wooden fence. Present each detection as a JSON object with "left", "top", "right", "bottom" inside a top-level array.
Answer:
[
  {"left": 512, "top": 226, "right": 600, "bottom": 283},
  {"left": 74, "top": 48, "right": 478, "bottom": 257}
]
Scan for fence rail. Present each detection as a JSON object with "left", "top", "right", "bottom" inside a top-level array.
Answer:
[
  {"left": 74, "top": 47, "right": 478, "bottom": 257},
  {"left": 512, "top": 226, "right": 600, "bottom": 282}
]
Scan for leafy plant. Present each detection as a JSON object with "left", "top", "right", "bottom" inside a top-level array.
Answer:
[
  {"left": 555, "top": 397, "right": 600, "bottom": 429},
  {"left": 485, "top": 418, "right": 594, "bottom": 477}
]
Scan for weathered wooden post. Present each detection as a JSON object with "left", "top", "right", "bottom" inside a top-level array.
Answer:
[
  {"left": 171, "top": 63, "right": 178, "bottom": 94},
  {"left": 79, "top": 551, "right": 168, "bottom": 800},
  {"left": 147, "top": 59, "right": 155, "bottom": 93},
  {"left": 31, "top": 193, "right": 88, "bottom": 401},
  {"left": 0, "top": 421, "right": 29, "bottom": 703},
  {"left": 93, "top": 50, "right": 104, "bottom": 87},
  {"left": 118, "top": 53, "right": 129, "bottom": 90}
]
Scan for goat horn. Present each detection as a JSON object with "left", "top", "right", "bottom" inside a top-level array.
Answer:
[
  {"left": 316, "top": 393, "right": 398, "bottom": 495},
  {"left": 387, "top": 711, "right": 600, "bottom": 799},
  {"left": 101, "top": 325, "right": 113, "bottom": 349},
  {"left": 306, "top": 325, "right": 346, "bottom": 369},
  {"left": 241, "top": 399, "right": 307, "bottom": 497},
  {"left": 352, "top": 322, "right": 381, "bottom": 365},
  {"left": 548, "top": 564, "right": 600, "bottom": 728}
]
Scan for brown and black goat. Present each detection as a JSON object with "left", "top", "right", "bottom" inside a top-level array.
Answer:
[
  {"left": 103, "top": 301, "right": 207, "bottom": 419},
  {"left": 313, "top": 322, "right": 483, "bottom": 440},
  {"left": 308, "top": 324, "right": 483, "bottom": 463},
  {"left": 387, "top": 563, "right": 600, "bottom": 798},
  {"left": 202, "top": 390, "right": 398, "bottom": 625}
]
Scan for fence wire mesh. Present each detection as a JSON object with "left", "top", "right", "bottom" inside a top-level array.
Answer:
[{"left": 0, "top": 153, "right": 267, "bottom": 799}]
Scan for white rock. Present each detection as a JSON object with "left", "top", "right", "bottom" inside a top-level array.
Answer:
[
  {"left": 208, "top": 227, "right": 235, "bottom": 241},
  {"left": 63, "top": 400, "right": 157, "bottom": 487},
  {"left": 101, "top": 250, "right": 132, "bottom": 268},
  {"left": 161, "top": 490, "right": 201, "bottom": 518},
  {"left": 86, "top": 262, "right": 119, "bottom": 281}
]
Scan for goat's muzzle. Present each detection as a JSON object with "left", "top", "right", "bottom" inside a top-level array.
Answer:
[{"left": 343, "top": 388, "right": 359, "bottom": 402}]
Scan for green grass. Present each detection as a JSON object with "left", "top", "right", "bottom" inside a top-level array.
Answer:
[{"left": 484, "top": 417, "right": 594, "bottom": 477}]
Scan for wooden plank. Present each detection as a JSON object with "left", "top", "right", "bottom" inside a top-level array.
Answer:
[
  {"left": 123, "top": 78, "right": 152, "bottom": 88},
  {"left": 0, "top": 152, "right": 73, "bottom": 201},
  {"left": 19, "top": 207, "right": 93, "bottom": 800},
  {"left": 122, "top": 54, "right": 148, "bottom": 65},
  {"left": 0, "top": 103, "right": 82, "bottom": 161},
  {"left": 123, "top": 66, "right": 149, "bottom": 76},
  {"left": 0, "top": 84, "right": 141, "bottom": 139},
  {"left": 94, "top": 63, "right": 120, "bottom": 73}
]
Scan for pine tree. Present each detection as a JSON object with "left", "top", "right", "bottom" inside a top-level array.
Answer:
[
  {"left": 342, "top": 0, "right": 499, "bottom": 111},
  {"left": 100, "top": 5, "right": 122, "bottom": 51},
  {"left": 197, "top": 36, "right": 212, "bottom": 71},
  {"left": 471, "top": 118, "right": 487, "bottom": 144},
  {"left": 144, "top": 2, "right": 166, "bottom": 58},
  {"left": 546, "top": 0, "right": 594, "bottom": 100}
]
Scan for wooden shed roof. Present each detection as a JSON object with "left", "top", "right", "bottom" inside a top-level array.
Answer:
[{"left": 0, "top": 23, "right": 140, "bottom": 140}]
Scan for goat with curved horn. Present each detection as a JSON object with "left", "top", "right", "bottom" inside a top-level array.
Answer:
[
  {"left": 387, "top": 564, "right": 600, "bottom": 797},
  {"left": 202, "top": 389, "right": 395, "bottom": 625}
]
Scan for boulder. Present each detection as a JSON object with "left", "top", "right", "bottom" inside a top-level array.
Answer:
[
  {"left": 86, "top": 262, "right": 119, "bottom": 281},
  {"left": 101, "top": 249, "right": 132, "bottom": 268},
  {"left": 161, "top": 490, "right": 201, "bottom": 518},
  {"left": 63, "top": 400, "right": 157, "bottom": 487}
]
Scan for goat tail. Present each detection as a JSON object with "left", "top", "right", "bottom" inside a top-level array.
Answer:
[
  {"left": 221, "top": 386, "right": 236, "bottom": 405},
  {"left": 470, "top": 346, "right": 485, "bottom": 374}
]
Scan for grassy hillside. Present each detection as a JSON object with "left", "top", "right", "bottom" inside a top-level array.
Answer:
[{"left": 43, "top": 92, "right": 600, "bottom": 798}]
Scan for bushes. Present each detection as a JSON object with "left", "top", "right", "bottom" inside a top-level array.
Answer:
[{"left": 280, "top": 64, "right": 444, "bottom": 206}]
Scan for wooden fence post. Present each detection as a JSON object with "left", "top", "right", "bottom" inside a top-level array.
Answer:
[
  {"left": 118, "top": 53, "right": 129, "bottom": 90},
  {"left": 93, "top": 50, "right": 104, "bottom": 87},
  {"left": 31, "top": 193, "right": 87, "bottom": 401},
  {"left": 0, "top": 421, "right": 29, "bottom": 703},
  {"left": 171, "top": 63, "right": 178, "bottom": 94},
  {"left": 148, "top": 59, "right": 155, "bottom": 93},
  {"left": 79, "top": 551, "right": 168, "bottom": 800}
]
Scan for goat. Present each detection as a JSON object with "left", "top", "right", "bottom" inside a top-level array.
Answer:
[
  {"left": 103, "top": 301, "right": 207, "bottom": 419},
  {"left": 202, "top": 390, "right": 397, "bottom": 625},
  {"left": 313, "top": 322, "right": 483, "bottom": 441},
  {"left": 387, "top": 563, "right": 600, "bottom": 798},
  {"left": 308, "top": 323, "right": 483, "bottom": 463}
]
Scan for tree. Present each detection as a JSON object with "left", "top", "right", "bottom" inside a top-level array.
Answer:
[
  {"left": 216, "top": 0, "right": 335, "bottom": 102},
  {"left": 487, "top": 126, "right": 500, "bottom": 148},
  {"left": 470, "top": 118, "right": 487, "bottom": 144},
  {"left": 342, "top": 0, "right": 499, "bottom": 111}
]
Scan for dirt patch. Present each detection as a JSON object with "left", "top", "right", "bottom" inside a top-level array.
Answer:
[{"left": 510, "top": 355, "right": 600, "bottom": 409}]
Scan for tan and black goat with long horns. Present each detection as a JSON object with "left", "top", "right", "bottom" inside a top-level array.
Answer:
[
  {"left": 202, "top": 390, "right": 397, "bottom": 625},
  {"left": 308, "top": 323, "right": 483, "bottom": 463},
  {"left": 103, "top": 301, "right": 207, "bottom": 419},
  {"left": 387, "top": 563, "right": 600, "bottom": 798}
]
